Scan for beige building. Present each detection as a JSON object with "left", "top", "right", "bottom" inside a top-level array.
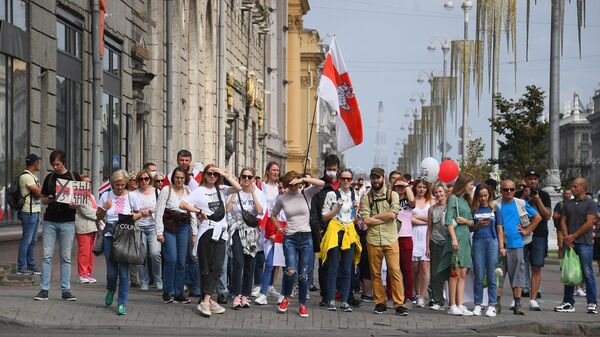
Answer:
[{"left": 285, "top": 0, "right": 325, "bottom": 176}]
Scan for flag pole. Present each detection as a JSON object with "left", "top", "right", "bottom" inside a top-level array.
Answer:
[{"left": 303, "top": 97, "right": 320, "bottom": 175}]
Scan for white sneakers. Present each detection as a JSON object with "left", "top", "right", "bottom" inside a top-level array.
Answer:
[
  {"left": 197, "top": 302, "right": 211, "bottom": 317},
  {"left": 473, "top": 305, "right": 482, "bottom": 316},
  {"left": 529, "top": 299, "right": 542, "bottom": 311},
  {"left": 459, "top": 305, "right": 473, "bottom": 316},
  {"left": 448, "top": 305, "right": 462, "bottom": 316},
  {"left": 254, "top": 294, "right": 268, "bottom": 305},
  {"left": 430, "top": 303, "right": 444, "bottom": 311},
  {"left": 267, "top": 285, "right": 280, "bottom": 297},
  {"left": 575, "top": 288, "right": 587, "bottom": 297},
  {"left": 416, "top": 297, "right": 426, "bottom": 308},
  {"left": 251, "top": 286, "right": 261, "bottom": 298},
  {"left": 485, "top": 306, "right": 497, "bottom": 317}
]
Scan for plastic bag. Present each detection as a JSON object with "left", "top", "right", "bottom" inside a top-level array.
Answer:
[
  {"left": 561, "top": 248, "right": 582, "bottom": 286},
  {"left": 110, "top": 214, "right": 146, "bottom": 265}
]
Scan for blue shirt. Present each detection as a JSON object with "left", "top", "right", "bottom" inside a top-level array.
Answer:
[
  {"left": 472, "top": 206, "right": 503, "bottom": 240},
  {"left": 500, "top": 200, "right": 537, "bottom": 249}
]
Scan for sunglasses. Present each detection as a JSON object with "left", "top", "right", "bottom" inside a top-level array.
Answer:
[
  {"left": 138, "top": 177, "right": 150, "bottom": 182},
  {"left": 206, "top": 172, "right": 220, "bottom": 178},
  {"left": 241, "top": 175, "right": 254, "bottom": 180},
  {"left": 502, "top": 188, "right": 516, "bottom": 192},
  {"left": 340, "top": 177, "right": 352, "bottom": 182},
  {"left": 153, "top": 179, "right": 163, "bottom": 183}
]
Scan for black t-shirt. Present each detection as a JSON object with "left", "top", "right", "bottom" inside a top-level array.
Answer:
[
  {"left": 41, "top": 170, "right": 81, "bottom": 222},
  {"left": 515, "top": 188, "right": 551, "bottom": 237}
]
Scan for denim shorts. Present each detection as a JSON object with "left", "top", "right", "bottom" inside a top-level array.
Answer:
[{"left": 524, "top": 236, "right": 548, "bottom": 267}]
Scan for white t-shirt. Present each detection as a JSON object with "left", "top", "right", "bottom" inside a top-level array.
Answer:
[
  {"left": 129, "top": 188, "right": 158, "bottom": 227},
  {"left": 230, "top": 189, "right": 266, "bottom": 220},
  {"left": 184, "top": 185, "right": 234, "bottom": 241},
  {"left": 261, "top": 182, "right": 279, "bottom": 208},
  {"left": 98, "top": 190, "right": 133, "bottom": 224},
  {"left": 322, "top": 189, "right": 356, "bottom": 224}
]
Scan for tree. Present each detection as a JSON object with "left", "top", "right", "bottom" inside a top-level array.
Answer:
[
  {"left": 491, "top": 85, "right": 549, "bottom": 179},
  {"left": 460, "top": 137, "right": 490, "bottom": 183}
]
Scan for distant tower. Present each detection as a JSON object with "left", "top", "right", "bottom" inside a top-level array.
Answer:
[{"left": 374, "top": 101, "right": 387, "bottom": 169}]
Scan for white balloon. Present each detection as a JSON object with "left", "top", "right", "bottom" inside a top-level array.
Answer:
[{"left": 419, "top": 157, "right": 440, "bottom": 183}]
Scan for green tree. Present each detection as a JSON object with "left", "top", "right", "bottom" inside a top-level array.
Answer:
[
  {"left": 460, "top": 137, "right": 490, "bottom": 183},
  {"left": 491, "top": 85, "right": 549, "bottom": 179}
]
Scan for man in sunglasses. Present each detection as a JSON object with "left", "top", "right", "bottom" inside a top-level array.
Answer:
[
  {"left": 515, "top": 169, "right": 552, "bottom": 307},
  {"left": 497, "top": 180, "right": 541, "bottom": 315}
]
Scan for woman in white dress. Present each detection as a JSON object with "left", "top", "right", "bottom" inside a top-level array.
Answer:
[{"left": 411, "top": 179, "right": 434, "bottom": 307}]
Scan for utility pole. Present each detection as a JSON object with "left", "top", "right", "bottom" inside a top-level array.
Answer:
[
  {"left": 546, "top": 0, "right": 562, "bottom": 191},
  {"left": 91, "top": 0, "right": 102, "bottom": 195},
  {"left": 166, "top": 0, "right": 174, "bottom": 171}
]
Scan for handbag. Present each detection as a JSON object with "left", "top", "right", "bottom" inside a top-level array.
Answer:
[
  {"left": 238, "top": 192, "right": 259, "bottom": 228},
  {"left": 162, "top": 186, "right": 192, "bottom": 233},
  {"left": 110, "top": 214, "right": 146, "bottom": 265},
  {"left": 92, "top": 230, "right": 104, "bottom": 256}
]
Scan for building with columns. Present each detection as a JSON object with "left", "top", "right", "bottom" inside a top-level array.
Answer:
[
  {"left": 285, "top": 0, "right": 325, "bottom": 176},
  {"left": 559, "top": 93, "right": 594, "bottom": 186},
  {"left": 0, "top": 0, "right": 288, "bottom": 231},
  {"left": 586, "top": 85, "right": 600, "bottom": 195}
]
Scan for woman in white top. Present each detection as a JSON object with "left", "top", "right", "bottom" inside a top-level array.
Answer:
[
  {"left": 226, "top": 167, "right": 265, "bottom": 309},
  {"left": 155, "top": 167, "right": 197, "bottom": 304},
  {"left": 180, "top": 164, "right": 241, "bottom": 317},
  {"left": 130, "top": 169, "right": 162, "bottom": 291},
  {"left": 254, "top": 162, "right": 282, "bottom": 303},
  {"left": 270, "top": 171, "right": 324, "bottom": 318},
  {"left": 411, "top": 178, "right": 434, "bottom": 307},
  {"left": 96, "top": 170, "right": 142, "bottom": 315}
]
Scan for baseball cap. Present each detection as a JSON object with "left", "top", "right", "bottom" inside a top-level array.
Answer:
[
  {"left": 370, "top": 167, "right": 385, "bottom": 177},
  {"left": 524, "top": 169, "right": 540, "bottom": 178},
  {"left": 25, "top": 153, "right": 41, "bottom": 165}
]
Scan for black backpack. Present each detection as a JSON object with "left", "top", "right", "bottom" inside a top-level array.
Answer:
[{"left": 6, "top": 172, "right": 33, "bottom": 212}]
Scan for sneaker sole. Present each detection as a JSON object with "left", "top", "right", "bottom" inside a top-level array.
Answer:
[
  {"left": 33, "top": 297, "right": 48, "bottom": 301},
  {"left": 530, "top": 307, "right": 542, "bottom": 311},
  {"left": 277, "top": 307, "right": 288, "bottom": 313},
  {"left": 63, "top": 298, "right": 77, "bottom": 301},
  {"left": 373, "top": 310, "right": 385, "bottom": 314},
  {"left": 196, "top": 307, "right": 212, "bottom": 317},
  {"left": 554, "top": 308, "right": 576, "bottom": 313}
]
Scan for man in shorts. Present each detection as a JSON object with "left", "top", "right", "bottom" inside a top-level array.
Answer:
[{"left": 497, "top": 180, "right": 541, "bottom": 315}]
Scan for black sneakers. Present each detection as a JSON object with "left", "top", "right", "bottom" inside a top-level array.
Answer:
[
  {"left": 162, "top": 293, "right": 173, "bottom": 304},
  {"left": 395, "top": 305, "right": 409, "bottom": 316},
  {"left": 174, "top": 295, "right": 191, "bottom": 304},
  {"left": 62, "top": 292, "right": 77, "bottom": 301},
  {"left": 373, "top": 303, "right": 387, "bottom": 314},
  {"left": 18, "top": 269, "right": 34, "bottom": 275},
  {"left": 33, "top": 290, "right": 48, "bottom": 301}
]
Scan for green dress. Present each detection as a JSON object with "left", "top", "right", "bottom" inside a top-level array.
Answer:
[{"left": 435, "top": 195, "right": 473, "bottom": 279}]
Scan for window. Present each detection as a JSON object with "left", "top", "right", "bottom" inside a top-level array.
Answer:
[
  {"left": 56, "top": 76, "right": 82, "bottom": 172},
  {"left": 581, "top": 151, "right": 589, "bottom": 164},
  {"left": 581, "top": 133, "right": 589, "bottom": 144},
  {"left": 0, "top": 0, "right": 27, "bottom": 31},
  {"left": 57, "top": 19, "right": 82, "bottom": 59},
  {"left": 103, "top": 45, "right": 121, "bottom": 78},
  {"left": 56, "top": 15, "right": 83, "bottom": 173},
  {"left": 102, "top": 93, "right": 121, "bottom": 180},
  {"left": 0, "top": 55, "right": 28, "bottom": 224}
]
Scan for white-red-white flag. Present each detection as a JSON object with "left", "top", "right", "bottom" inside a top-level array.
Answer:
[{"left": 317, "top": 37, "right": 363, "bottom": 152}]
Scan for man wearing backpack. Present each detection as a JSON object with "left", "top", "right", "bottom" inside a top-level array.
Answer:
[
  {"left": 33, "top": 150, "right": 81, "bottom": 301},
  {"left": 359, "top": 167, "right": 408, "bottom": 316},
  {"left": 16, "top": 154, "right": 43, "bottom": 275}
]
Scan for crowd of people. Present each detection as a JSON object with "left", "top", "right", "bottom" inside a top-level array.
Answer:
[{"left": 12, "top": 149, "right": 600, "bottom": 318}]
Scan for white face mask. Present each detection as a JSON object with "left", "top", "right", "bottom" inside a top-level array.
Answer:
[
  {"left": 326, "top": 170, "right": 337, "bottom": 178},
  {"left": 149, "top": 171, "right": 157, "bottom": 178}
]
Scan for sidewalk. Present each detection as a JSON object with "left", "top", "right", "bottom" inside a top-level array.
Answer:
[{"left": 0, "top": 240, "right": 599, "bottom": 336}]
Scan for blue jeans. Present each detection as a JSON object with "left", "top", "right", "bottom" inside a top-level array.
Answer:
[
  {"left": 185, "top": 246, "right": 201, "bottom": 295},
  {"left": 138, "top": 226, "right": 162, "bottom": 286},
  {"left": 472, "top": 236, "right": 499, "bottom": 305},
  {"left": 282, "top": 232, "right": 313, "bottom": 305},
  {"left": 216, "top": 251, "right": 229, "bottom": 295},
  {"left": 260, "top": 245, "right": 275, "bottom": 295},
  {"left": 40, "top": 221, "right": 75, "bottom": 292},
  {"left": 18, "top": 212, "right": 40, "bottom": 270},
  {"left": 104, "top": 235, "right": 130, "bottom": 305},
  {"left": 163, "top": 223, "right": 190, "bottom": 296},
  {"left": 563, "top": 243, "right": 597, "bottom": 305},
  {"left": 326, "top": 230, "right": 355, "bottom": 303}
]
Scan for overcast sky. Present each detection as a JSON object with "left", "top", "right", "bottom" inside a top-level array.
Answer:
[{"left": 304, "top": 0, "right": 600, "bottom": 175}]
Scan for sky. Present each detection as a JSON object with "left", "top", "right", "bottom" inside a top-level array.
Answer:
[{"left": 304, "top": 0, "right": 600, "bottom": 175}]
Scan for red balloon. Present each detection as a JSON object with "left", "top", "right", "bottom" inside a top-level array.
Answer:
[{"left": 438, "top": 160, "right": 460, "bottom": 183}]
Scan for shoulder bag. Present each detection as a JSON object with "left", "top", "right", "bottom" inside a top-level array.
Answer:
[{"left": 238, "top": 192, "right": 259, "bottom": 228}]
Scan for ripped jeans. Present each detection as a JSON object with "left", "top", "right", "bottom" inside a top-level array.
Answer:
[{"left": 282, "top": 232, "right": 314, "bottom": 305}]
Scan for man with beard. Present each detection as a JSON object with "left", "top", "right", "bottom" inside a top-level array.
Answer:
[{"left": 359, "top": 167, "right": 408, "bottom": 316}]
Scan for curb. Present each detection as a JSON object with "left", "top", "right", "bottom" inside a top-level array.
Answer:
[{"left": 477, "top": 321, "right": 600, "bottom": 336}]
